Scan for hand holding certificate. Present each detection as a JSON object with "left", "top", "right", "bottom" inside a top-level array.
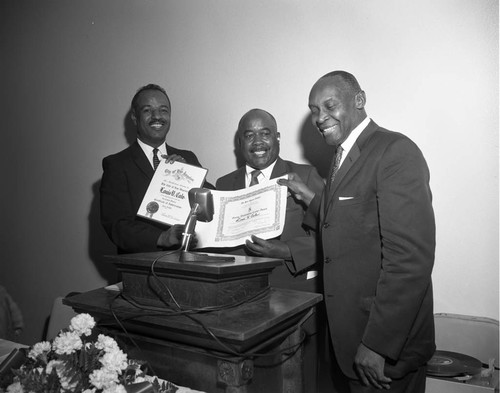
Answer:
[
  {"left": 195, "top": 176, "right": 288, "bottom": 248},
  {"left": 138, "top": 166, "right": 288, "bottom": 249},
  {"left": 137, "top": 160, "right": 208, "bottom": 226}
]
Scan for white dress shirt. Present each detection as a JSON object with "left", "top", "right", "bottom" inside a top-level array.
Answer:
[
  {"left": 339, "top": 116, "right": 371, "bottom": 167},
  {"left": 244, "top": 160, "right": 277, "bottom": 187},
  {"left": 137, "top": 139, "right": 167, "bottom": 169}
]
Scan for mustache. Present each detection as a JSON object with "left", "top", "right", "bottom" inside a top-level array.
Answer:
[
  {"left": 250, "top": 146, "right": 269, "bottom": 153},
  {"left": 149, "top": 119, "right": 167, "bottom": 126}
]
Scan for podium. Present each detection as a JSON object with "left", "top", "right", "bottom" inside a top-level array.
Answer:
[{"left": 64, "top": 252, "right": 322, "bottom": 393}]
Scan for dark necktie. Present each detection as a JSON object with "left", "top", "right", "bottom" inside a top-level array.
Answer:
[
  {"left": 329, "top": 145, "right": 344, "bottom": 185},
  {"left": 249, "top": 169, "right": 261, "bottom": 187},
  {"left": 153, "top": 148, "right": 160, "bottom": 170}
]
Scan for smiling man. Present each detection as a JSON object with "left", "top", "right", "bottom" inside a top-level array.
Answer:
[
  {"left": 100, "top": 84, "right": 211, "bottom": 254},
  {"left": 216, "top": 109, "right": 324, "bottom": 287},
  {"left": 215, "top": 108, "right": 325, "bottom": 392},
  {"left": 279, "top": 71, "right": 436, "bottom": 393}
]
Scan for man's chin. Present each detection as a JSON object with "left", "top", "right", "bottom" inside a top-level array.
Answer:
[
  {"left": 148, "top": 130, "right": 169, "bottom": 141},
  {"left": 248, "top": 159, "right": 267, "bottom": 170},
  {"left": 324, "top": 135, "right": 342, "bottom": 146}
]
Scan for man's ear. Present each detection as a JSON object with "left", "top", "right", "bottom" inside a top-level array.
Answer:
[
  {"left": 130, "top": 110, "right": 137, "bottom": 125},
  {"left": 277, "top": 132, "right": 281, "bottom": 142},
  {"left": 355, "top": 91, "right": 366, "bottom": 109}
]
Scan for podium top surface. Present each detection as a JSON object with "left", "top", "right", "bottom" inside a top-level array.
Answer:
[
  {"left": 104, "top": 251, "right": 282, "bottom": 276},
  {"left": 64, "top": 287, "right": 322, "bottom": 353}
]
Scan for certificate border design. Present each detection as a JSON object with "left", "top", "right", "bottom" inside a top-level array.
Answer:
[
  {"left": 137, "top": 161, "right": 208, "bottom": 226},
  {"left": 214, "top": 183, "right": 283, "bottom": 242}
]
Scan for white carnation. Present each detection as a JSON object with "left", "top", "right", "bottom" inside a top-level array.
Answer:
[
  {"left": 52, "top": 331, "right": 82, "bottom": 355},
  {"left": 28, "top": 341, "right": 51, "bottom": 360},
  {"left": 100, "top": 349, "right": 128, "bottom": 372},
  {"left": 102, "top": 383, "right": 127, "bottom": 393},
  {"left": 5, "top": 381, "right": 23, "bottom": 393},
  {"left": 69, "top": 313, "right": 96, "bottom": 336},
  {"left": 95, "top": 334, "right": 119, "bottom": 353},
  {"left": 89, "top": 368, "right": 119, "bottom": 390}
]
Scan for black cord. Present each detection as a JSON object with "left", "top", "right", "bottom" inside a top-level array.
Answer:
[
  {"left": 107, "top": 249, "right": 309, "bottom": 363},
  {"left": 107, "top": 291, "right": 158, "bottom": 376},
  {"left": 109, "top": 287, "right": 308, "bottom": 360},
  {"left": 148, "top": 251, "right": 307, "bottom": 358}
]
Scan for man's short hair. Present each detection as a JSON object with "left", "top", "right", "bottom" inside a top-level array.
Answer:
[
  {"left": 131, "top": 84, "right": 170, "bottom": 113},
  {"left": 238, "top": 108, "right": 278, "bottom": 132},
  {"left": 321, "top": 71, "right": 362, "bottom": 96}
]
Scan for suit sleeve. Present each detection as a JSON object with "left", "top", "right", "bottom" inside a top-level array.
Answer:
[
  {"left": 362, "top": 138, "right": 435, "bottom": 360},
  {"left": 285, "top": 166, "right": 325, "bottom": 273},
  {"left": 303, "top": 193, "right": 322, "bottom": 230},
  {"left": 100, "top": 156, "right": 164, "bottom": 253},
  {"left": 215, "top": 178, "right": 224, "bottom": 190}
]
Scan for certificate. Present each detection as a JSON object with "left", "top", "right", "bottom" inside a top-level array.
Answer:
[
  {"left": 137, "top": 160, "right": 208, "bottom": 226},
  {"left": 195, "top": 177, "right": 288, "bottom": 248}
]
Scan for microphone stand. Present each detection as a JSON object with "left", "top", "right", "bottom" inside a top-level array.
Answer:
[
  {"left": 179, "top": 204, "right": 234, "bottom": 263},
  {"left": 180, "top": 203, "right": 199, "bottom": 252}
]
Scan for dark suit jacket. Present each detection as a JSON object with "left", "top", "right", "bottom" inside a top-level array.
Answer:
[
  {"left": 100, "top": 141, "right": 211, "bottom": 254},
  {"left": 305, "top": 120, "right": 435, "bottom": 379},
  {"left": 216, "top": 157, "right": 325, "bottom": 293}
]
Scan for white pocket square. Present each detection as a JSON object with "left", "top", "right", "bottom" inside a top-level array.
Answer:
[{"left": 339, "top": 196, "right": 354, "bottom": 200}]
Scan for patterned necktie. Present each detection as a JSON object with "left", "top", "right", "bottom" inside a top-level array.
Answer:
[
  {"left": 249, "top": 169, "right": 261, "bottom": 187},
  {"left": 153, "top": 148, "right": 160, "bottom": 170},
  {"left": 329, "top": 145, "right": 344, "bottom": 185}
]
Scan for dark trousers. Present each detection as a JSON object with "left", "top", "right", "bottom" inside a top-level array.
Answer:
[
  {"left": 319, "top": 329, "right": 427, "bottom": 393},
  {"left": 348, "top": 365, "right": 427, "bottom": 393}
]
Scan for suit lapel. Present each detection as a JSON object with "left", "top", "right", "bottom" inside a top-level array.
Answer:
[
  {"left": 131, "top": 142, "right": 155, "bottom": 179},
  {"left": 233, "top": 167, "right": 246, "bottom": 190},
  {"left": 331, "top": 143, "right": 360, "bottom": 193},
  {"left": 270, "top": 157, "right": 288, "bottom": 179},
  {"left": 323, "top": 120, "right": 378, "bottom": 214}
]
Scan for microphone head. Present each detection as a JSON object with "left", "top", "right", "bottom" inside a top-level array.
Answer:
[{"left": 188, "top": 188, "right": 214, "bottom": 222}]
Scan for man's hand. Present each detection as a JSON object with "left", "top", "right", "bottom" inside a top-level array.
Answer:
[
  {"left": 161, "top": 154, "right": 186, "bottom": 164},
  {"left": 157, "top": 224, "right": 185, "bottom": 248},
  {"left": 245, "top": 235, "right": 291, "bottom": 259},
  {"left": 354, "top": 343, "right": 392, "bottom": 390},
  {"left": 277, "top": 173, "right": 315, "bottom": 206}
]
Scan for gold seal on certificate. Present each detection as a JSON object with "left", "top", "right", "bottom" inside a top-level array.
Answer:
[
  {"left": 145, "top": 201, "right": 160, "bottom": 218},
  {"left": 137, "top": 160, "right": 208, "bottom": 226}
]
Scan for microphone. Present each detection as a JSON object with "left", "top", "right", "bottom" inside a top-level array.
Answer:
[
  {"left": 188, "top": 187, "right": 214, "bottom": 222},
  {"left": 178, "top": 188, "right": 235, "bottom": 263},
  {"left": 180, "top": 188, "right": 214, "bottom": 251}
]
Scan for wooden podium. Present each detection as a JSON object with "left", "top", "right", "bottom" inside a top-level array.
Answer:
[{"left": 64, "top": 251, "right": 322, "bottom": 393}]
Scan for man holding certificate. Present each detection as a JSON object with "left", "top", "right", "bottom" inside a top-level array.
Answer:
[
  {"left": 217, "top": 109, "right": 325, "bottom": 292},
  {"left": 100, "top": 84, "right": 212, "bottom": 254},
  {"left": 216, "top": 109, "right": 325, "bottom": 392}
]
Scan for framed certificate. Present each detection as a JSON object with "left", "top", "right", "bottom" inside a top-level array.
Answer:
[{"left": 137, "top": 160, "right": 208, "bottom": 226}]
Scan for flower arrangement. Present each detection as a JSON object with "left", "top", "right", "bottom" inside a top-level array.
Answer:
[{"left": 0, "top": 313, "right": 176, "bottom": 393}]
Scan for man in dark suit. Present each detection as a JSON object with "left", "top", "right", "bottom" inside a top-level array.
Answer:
[
  {"left": 216, "top": 108, "right": 325, "bottom": 292},
  {"left": 100, "top": 84, "right": 211, "bottom": 254},
  {"left": 216, "top": 109, "right": 325, "bottom": 393},
  {"left": 279, "top": 71, "right": 435, "bottom": 393}
]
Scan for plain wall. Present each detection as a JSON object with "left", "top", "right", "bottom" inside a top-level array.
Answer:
[{"left": 1, "top": 0, "right": 498, "bottom": 344}]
